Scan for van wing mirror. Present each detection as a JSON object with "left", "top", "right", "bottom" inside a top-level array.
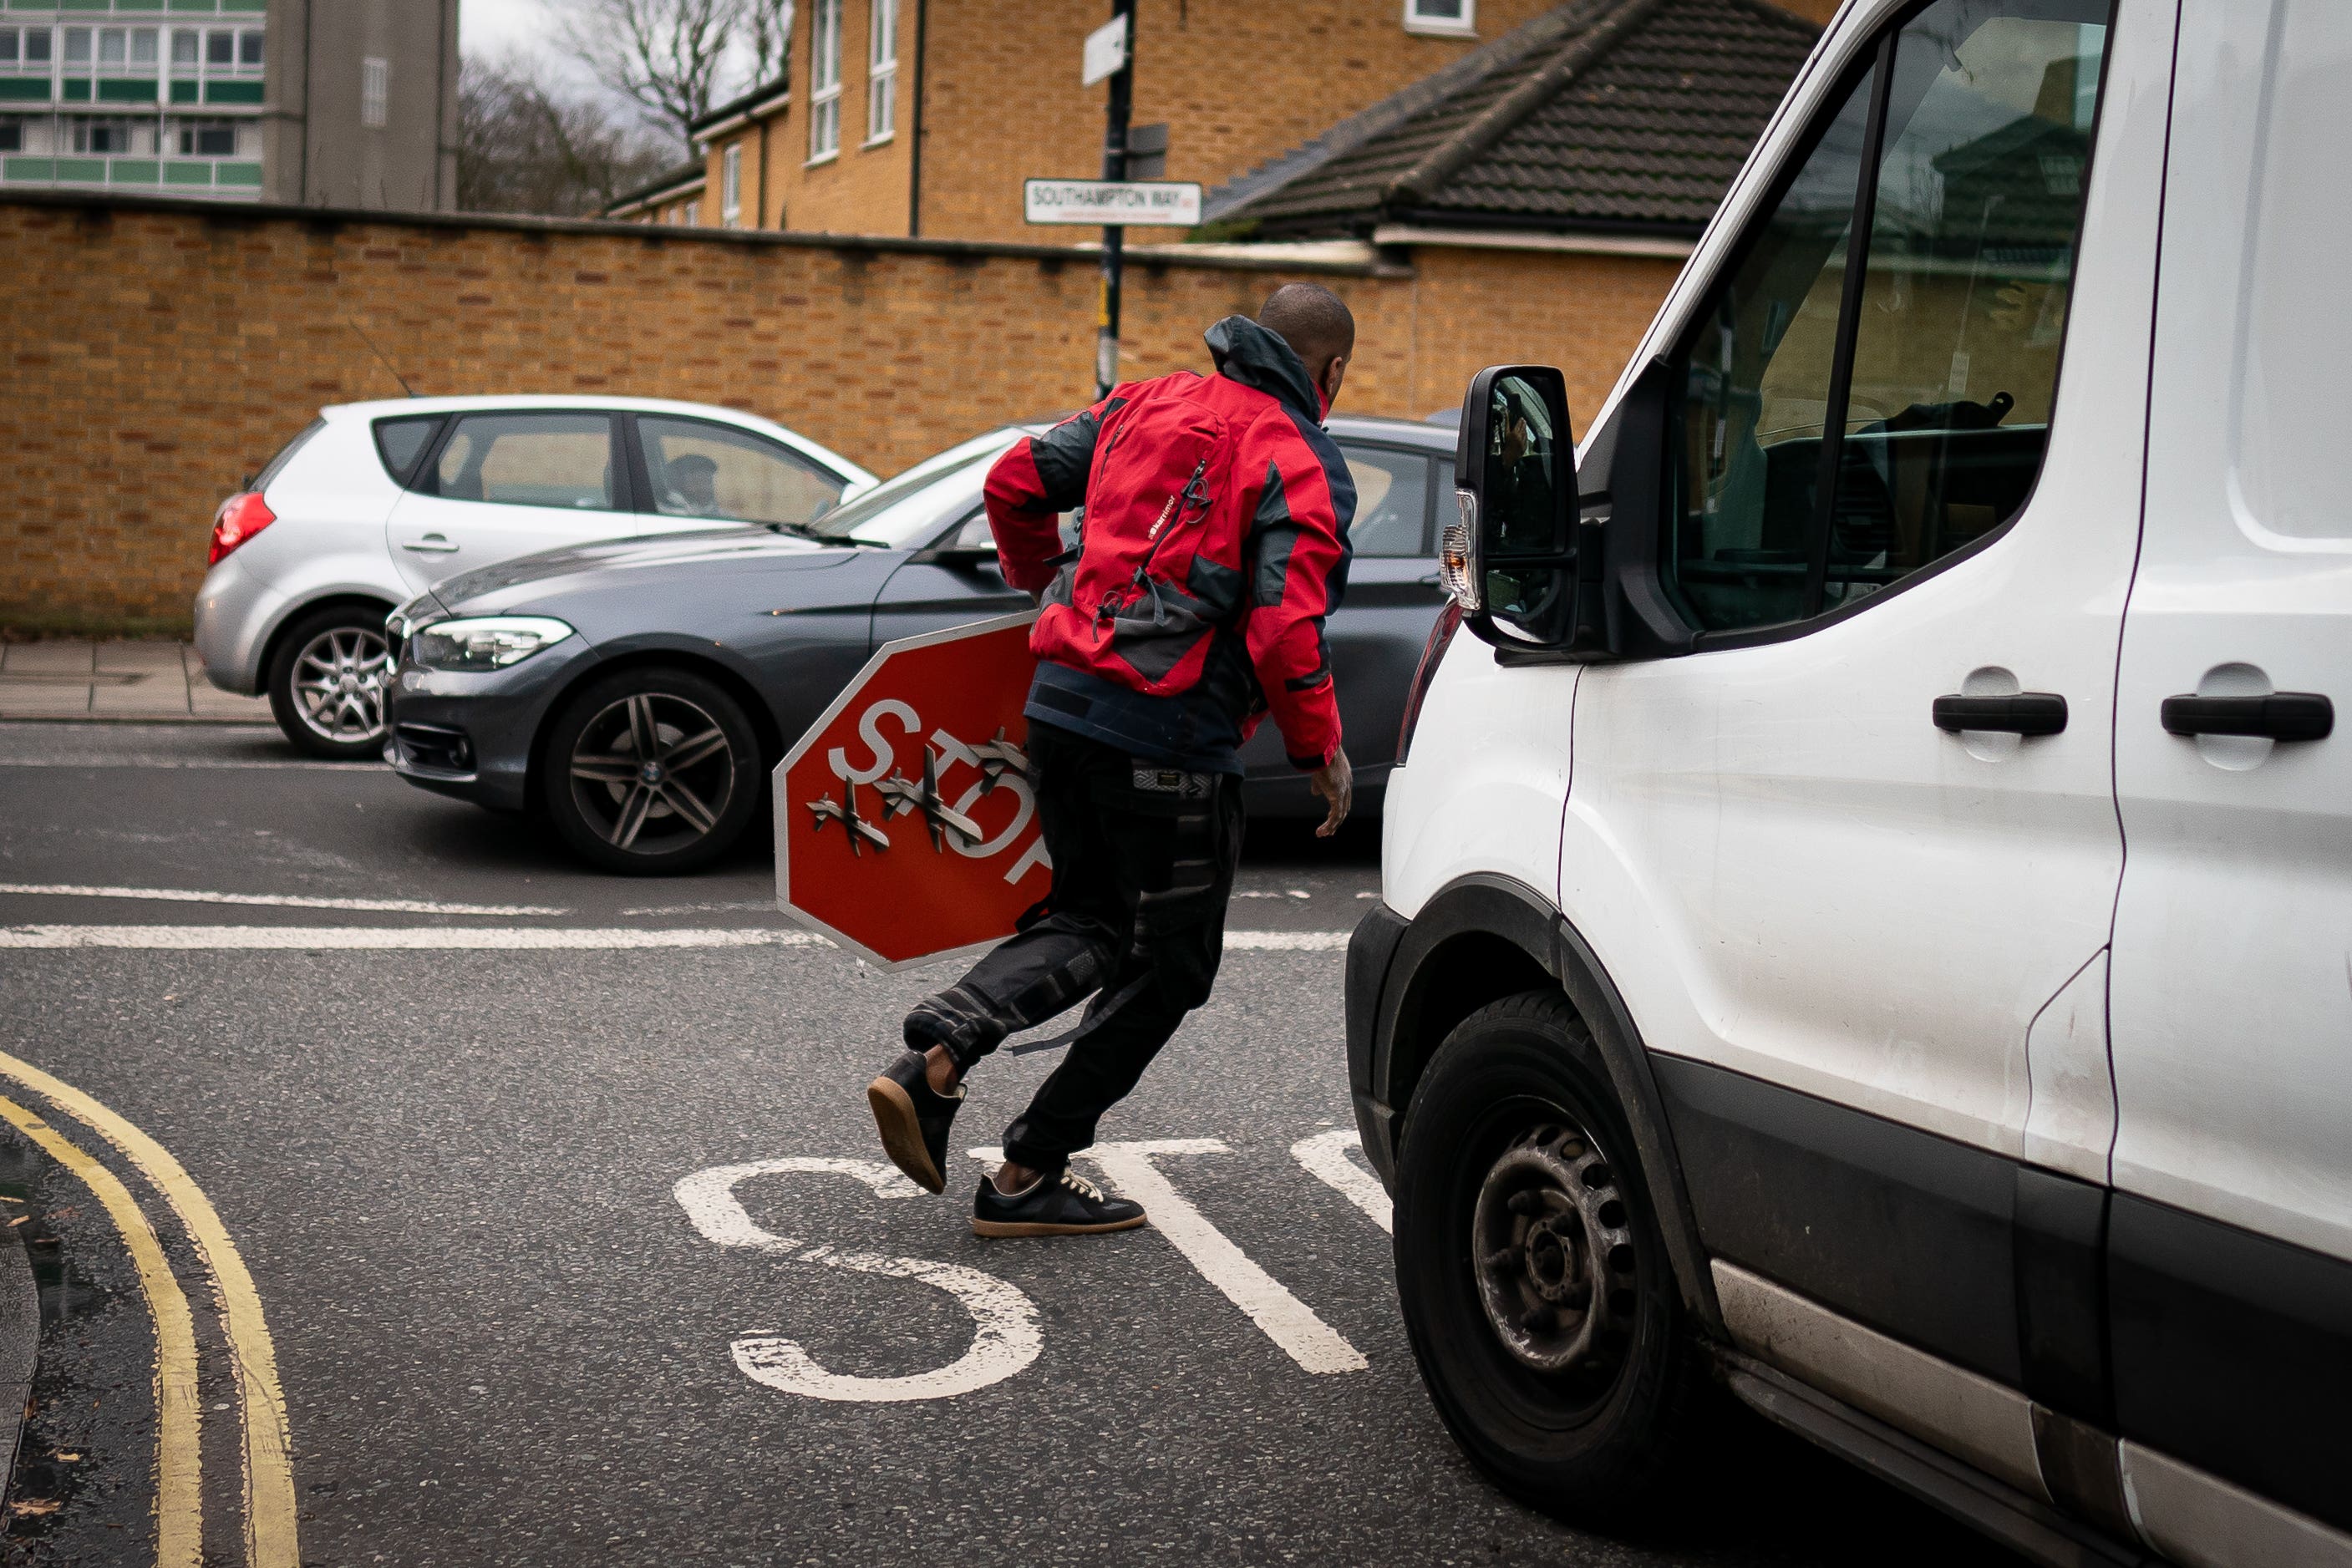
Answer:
[
  {"left": 1445, "top": 366, "right": 1582, "bottom": 649},
  {"left": 1442, "top": 358, "right": 1697, "bottom": 662}
]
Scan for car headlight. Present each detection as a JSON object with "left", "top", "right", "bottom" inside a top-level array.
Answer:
[
  {"left": 409, "top": 616, "right": 576, "bottom": 672},
  {"left": 384, "top": 596, "right": 440, "bottom": 656}
]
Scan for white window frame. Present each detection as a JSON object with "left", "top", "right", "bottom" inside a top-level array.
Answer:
[
  {"left": 361, "top": 56, "right": 389, "bottom": 129},
  {"left": 865, "top": 0, "right": 897, "bottom": 146},
  {"left": 172, "top": 117, "right": 241, "bottom": 158},
  {"left": 1403, "top": 0, "right": 1476, "bottom": 38},
  {"left": 808, "top": 0, "right": 842, "bottom": 164},
  {"left": 0, "top": 25, "right": 58, "bottom": 79},
  {"left": 720, "top": 141, "right": 743, "bottom": 226},
  {"left": 683, "top": 198, "right": 701, "bottom": 226},
  {"left": 71, "top": 118, "right": 143, "bottom": 155}
]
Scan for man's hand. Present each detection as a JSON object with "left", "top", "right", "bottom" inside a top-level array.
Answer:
[{"left": 1310, "top": 749, "right": 1354, "bottom": 839}]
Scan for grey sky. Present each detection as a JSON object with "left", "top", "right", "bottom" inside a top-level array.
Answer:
[
  {"left": 463, "top": 0, "right": 564, "bottom": 59},
  {"left": 460, "top": 0, "right": 780, "bottom": 133}
]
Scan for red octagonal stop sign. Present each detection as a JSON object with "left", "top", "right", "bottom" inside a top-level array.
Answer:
[{"left": 774, "top": 612, "right": 1049, "bottom": 968}]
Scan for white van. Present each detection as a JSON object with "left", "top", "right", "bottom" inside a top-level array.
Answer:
[{"left": 1352, "top": 1, "right": 2349, "bottom": 1564}]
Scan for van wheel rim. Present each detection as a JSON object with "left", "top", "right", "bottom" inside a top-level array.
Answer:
[
  {"left": 292, "top": 627, "right": 391, "bottom": 744},
  {"left": 1471, "top": 1122, "right": 1638, "bottom": 1378},
  {"left": 566, "top": 693, "right": 735, "bottom": 855}
]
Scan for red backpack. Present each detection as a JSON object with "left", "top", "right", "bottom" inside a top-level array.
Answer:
[{"left": 1034, "top": 371, "right": 1254, "bottom": 697}]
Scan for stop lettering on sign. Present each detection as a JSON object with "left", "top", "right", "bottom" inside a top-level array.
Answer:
[{"left": 775, "top": 613, "right": 1052, "bottom": 968}]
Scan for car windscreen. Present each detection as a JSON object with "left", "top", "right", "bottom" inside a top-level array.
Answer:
[{"left": 802, "top": 429, "right": 1021, "bottom": 546}]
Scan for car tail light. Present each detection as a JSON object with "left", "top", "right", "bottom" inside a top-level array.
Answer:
[
  {"left": 208, "top": 492, "right": 276, "bottom": 566},
  {"left": 1398, "top": 600, "right": 1464, "bottom": 766}
]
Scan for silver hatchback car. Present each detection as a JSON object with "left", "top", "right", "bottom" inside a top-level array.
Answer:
[{"left": 193, "top": 395, "right": 876, "bottom": 758}]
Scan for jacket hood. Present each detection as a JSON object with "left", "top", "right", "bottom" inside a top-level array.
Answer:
[{"left": 1204, "top": 315, "right": 1327, "bottom": 423}]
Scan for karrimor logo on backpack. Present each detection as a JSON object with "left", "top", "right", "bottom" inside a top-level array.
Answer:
[{"left": 1035, "top": 385, "right": 1248, "bottom": 697}]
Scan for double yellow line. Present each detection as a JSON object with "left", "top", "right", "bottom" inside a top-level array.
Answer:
[{"left": 0, "top": 1050, "right": 298, "bottom": 1568}]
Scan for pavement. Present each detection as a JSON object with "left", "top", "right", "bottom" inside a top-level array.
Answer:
[
  {"left": 0, "top": 720, "right": 2022, "bottom": 1567},
  {"left": 0, "top": 640, "right": 270, "bottom": 722}
]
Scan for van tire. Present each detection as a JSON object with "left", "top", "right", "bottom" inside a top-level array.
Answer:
[{"left": 1393, "top": 989, "right": 1706, "bottom": 1523}]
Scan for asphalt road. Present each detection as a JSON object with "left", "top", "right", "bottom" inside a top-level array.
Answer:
[{"left": 0, "top": 722, "right": 2021, "bottom": 1567}]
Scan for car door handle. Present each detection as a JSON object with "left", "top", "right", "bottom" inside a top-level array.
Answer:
[
  {"left": 1932, "top": 693, "right": 2068, "bottom": 735},
  {"left": 401, "top": 535, "right": 460, "bottom": 554},
  {"left": 2160, "top": 692, "right": 2333, "bottom": 742}
]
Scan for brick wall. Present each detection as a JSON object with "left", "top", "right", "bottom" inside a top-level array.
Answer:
[{"left": 0, "top": 195, "right": 1680, "bottom": 629}]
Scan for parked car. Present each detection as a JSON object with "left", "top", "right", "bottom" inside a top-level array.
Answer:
[
  {"left": 381, "top": 416, "right": 1455, "bottom": 873},
  {"left": 193, "top": 396, "right": 876, "bottom": 759},
  {"left": 1354, "top": 1, "right": 2351, "bottom": 1565}
]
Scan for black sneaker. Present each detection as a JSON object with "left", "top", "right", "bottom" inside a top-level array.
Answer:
[
  {"left": 866, "top": 1050, "right": 963, "bottom": 1195},
  {"left": 971, "top": 1166, "right": 1146, "bottom": 1237}
]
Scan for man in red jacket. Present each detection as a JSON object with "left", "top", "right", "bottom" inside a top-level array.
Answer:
[{"left": 867, "top": 283, "right": 1358, "bottom": 1236}]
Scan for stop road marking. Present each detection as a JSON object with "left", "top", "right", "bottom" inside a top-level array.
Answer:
[{"left": 673, "top": 1129, "right": 1387, "bottom": 1402}]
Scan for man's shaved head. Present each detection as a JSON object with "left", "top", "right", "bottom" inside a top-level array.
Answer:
[{"left": 1258, "top": 282, "right": 1356, "bottom": 373}]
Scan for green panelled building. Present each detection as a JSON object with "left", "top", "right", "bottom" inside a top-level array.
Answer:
[{"left": 1, "top": 0, "right": 458, "bottom": 209}]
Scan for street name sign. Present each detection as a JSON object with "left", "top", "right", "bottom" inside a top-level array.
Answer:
[
  {"left": 775, "top": 612, "right": 1049, "bottom": 969},
  {"left": 1024, "top": 178, "right": 1203, "bottom": 227},
  {"left": 1081, "top": 13, "right": 1129, "bottom": 85}
]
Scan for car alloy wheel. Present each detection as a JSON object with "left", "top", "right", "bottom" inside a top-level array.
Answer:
[
  {"left": 291, "top": 627, "right": 392, "bottom": 747},
  {"left": 541, "top": 667, "right": 762, "bottom": 875},
  {"left": 1393, "top": 990, "right": 1708, "bottom": 1522},
  {"left": 267, "top": 605, "right": 398, "bottom": 760},
  {"left": 567, "top": 691, "right": 737, "bottom": 855}
]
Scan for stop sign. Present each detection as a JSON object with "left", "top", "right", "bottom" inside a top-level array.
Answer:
[{"left": 774, "top": 612, "right": 1049, "bottom": 968}]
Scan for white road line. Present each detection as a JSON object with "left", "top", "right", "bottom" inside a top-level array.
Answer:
[
  {"left": 0, "top": 883, "right": 569, "bottom": 917},
  {"left": 0, "top": 926, "right": 1344, "bottom": 951},
  {"left": 1290, "top": 1128, "right": 1393, "bottom": 1234},
  {"left": 972, "top": 1140, "right": 1368, "bottom": 1374},
  {"left": 1222, "top": 931, "right": 1347, "bottom": 951},
  {"left": 0, "top": 926, "right": 821, "bottom": 950},
  {"left": 674, "top": 1157, "right": 1041, "bottom": 1403},
  {"left": 0, "top": 758, "right": 373, "bottom": 771}
]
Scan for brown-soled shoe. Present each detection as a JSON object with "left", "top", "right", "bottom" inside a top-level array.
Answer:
[
  {"left": 970, "top": 1165, "right": 1146, "bottom": 1237},
  {"left": 866, "top": 1049, "right": 963, "bottom": 1195}
]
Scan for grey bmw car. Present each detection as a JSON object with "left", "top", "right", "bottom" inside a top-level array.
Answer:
[{"left": 383, "top": 418, "right": 1455, "bottom": 874}]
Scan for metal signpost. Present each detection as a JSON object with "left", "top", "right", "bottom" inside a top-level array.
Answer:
[
  {"left": 1091, "top": 0, "right": 1136, "bottom": 401},
  {"left": 1027, "top": 5, "right": 1205, "bottom": 399}
]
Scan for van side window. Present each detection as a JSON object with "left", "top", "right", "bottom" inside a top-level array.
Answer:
[{"left": 1666, "top": 0, "right": 2111, "bottom": 636}]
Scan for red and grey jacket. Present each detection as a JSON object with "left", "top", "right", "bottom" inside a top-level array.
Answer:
[{"left": 984, "top": 315, "right": 1356, "bottom": 774}]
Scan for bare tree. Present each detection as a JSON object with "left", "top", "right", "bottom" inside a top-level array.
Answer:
[
  {"left": 560, "top": 0, "right": 790, "bottom": 145},
  {"left": 457, "top": 54, "right": 676, "bottom": 218},
  {"left": 744, "top": 0, "right": 793, "bottom": 88}
]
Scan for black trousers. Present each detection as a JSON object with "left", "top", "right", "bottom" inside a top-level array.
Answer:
[{"left": 902, "top": 722, "right": 1244, "bottom": 1173}]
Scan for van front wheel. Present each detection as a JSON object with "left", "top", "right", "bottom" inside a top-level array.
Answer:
[{"left": 1392, "top": 990, "right": 1705, "bottom": 1523}]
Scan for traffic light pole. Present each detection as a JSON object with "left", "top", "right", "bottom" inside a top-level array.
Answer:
[{"left": 1095, "top": 0, "right": 1136, "bottom": 402}]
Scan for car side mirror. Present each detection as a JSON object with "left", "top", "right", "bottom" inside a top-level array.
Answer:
[
  {"left": 1445, "top": 366, "right": 1583, "bottom": 649},
  {"left": 920, "top": 512, "right": 1000, "bottom": 566}
]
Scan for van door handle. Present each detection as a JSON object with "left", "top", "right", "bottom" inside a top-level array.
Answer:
[
  {"left": 402, "top": 534, "right": 460, "bottom": 555},
  {"left": 2160, "top": 692, "right": 2333, "bottom": 742},
  {"left": 1933, "top": 693, "right": 2068, "bottom": 735}
]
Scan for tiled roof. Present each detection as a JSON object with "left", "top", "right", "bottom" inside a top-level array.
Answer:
[
  {"left": 604, "top": 160, "right": 707, "bottom": 217},
  {"left": 1213, "top": 0, "right": 1819, "bottom": 238}
]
